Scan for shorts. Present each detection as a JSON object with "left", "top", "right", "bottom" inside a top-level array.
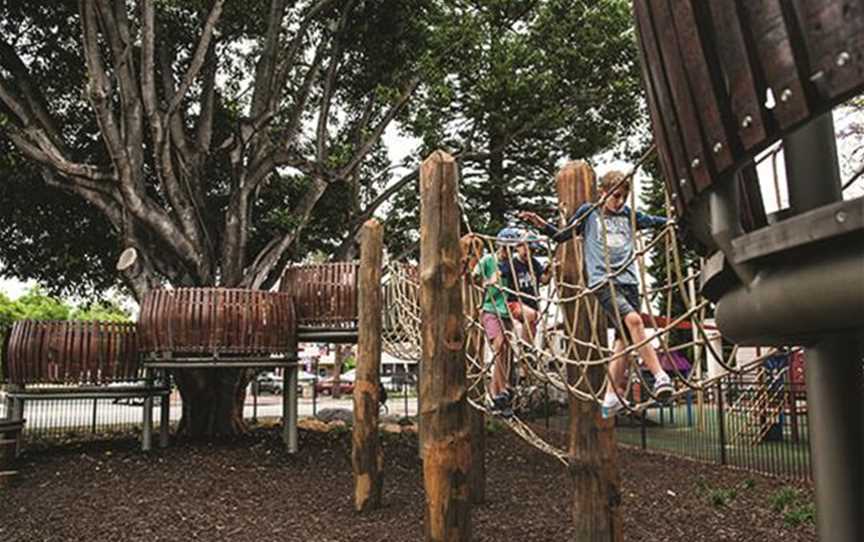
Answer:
[
  {"left": 596, "top": 283, "right": 640, "bottom": 342},
  {"left": 506, "top": 301, "right": 539, "bottom": 333},
  {"left": 481, "top": 311, "right": 511, "bottom": 341}
]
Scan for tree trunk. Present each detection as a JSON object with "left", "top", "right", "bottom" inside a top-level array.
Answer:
[
  {"left": 487, "top": 129, "right": 508, "bottom": 226},
  {"left": 172, "top": 368, "right": 252, "bottom": 438}
]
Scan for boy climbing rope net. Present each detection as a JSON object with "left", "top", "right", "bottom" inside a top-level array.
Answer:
[{"left": 520, "top": 170, "right": 673, "bottom": 418}]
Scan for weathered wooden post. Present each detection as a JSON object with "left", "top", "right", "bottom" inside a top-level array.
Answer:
[
  {"left": 420, "top": 150, "right": 472, "bottom": 542},
  {"left": 556, "top": 161, "right": 622, "bottom": 541},
  {"left": 352, "top": 219, "right": 385, "bottom": 512}
]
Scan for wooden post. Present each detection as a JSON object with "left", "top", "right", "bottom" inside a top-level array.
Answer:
[
  {"left": 420, "top": 151, "right": 472, "bottom": 542},
  {"left": 556, "top": 161, "right": 622, "bottom": 541},
  {"left": 352, "top": 219, "right": 385, "bottom": 512}
]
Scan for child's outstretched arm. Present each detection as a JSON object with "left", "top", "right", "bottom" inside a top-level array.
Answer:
[
  {"left": 519, "top": 204, "right": 592, "bottom": 242},
  {"left": 634, "top": 210, "right": 669, "bottom": 230}
]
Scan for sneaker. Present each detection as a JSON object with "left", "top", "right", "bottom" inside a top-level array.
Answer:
[
  {"left": 601, "top": 395, "right": 626, "bottom": 419},
  {"left": 653, "top": 373, "right": 674, "bottom": 402},
  {"left": 489, "top": 393, "right": 514, "bottom": 418}
]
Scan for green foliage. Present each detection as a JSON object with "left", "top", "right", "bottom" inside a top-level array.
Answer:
[
  {"left": 387, "top": 0, "right": 643, "bottom": 256},
  {"left": 769, "top": 487, "right": 816, "bottom": 527},
  {"left": 342, "top": 354, "right": 357, "bottom": 372},
  {"left": 783, "top": 502, "right": 815, "bottom": 527},
  {"left": 69, "top": 300, "right": 131, "bottom": 322},
  {"left": 708, "top": 487, "right": 737, "bottom": 508}
]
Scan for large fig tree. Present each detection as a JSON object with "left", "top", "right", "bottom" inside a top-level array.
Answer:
[{"left": 0, "top": 0, "right": 437, "bottom": 436}]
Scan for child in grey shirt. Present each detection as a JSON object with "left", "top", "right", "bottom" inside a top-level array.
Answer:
[{"left": 520, "top": 170, "right": 673, "bottom": 417}]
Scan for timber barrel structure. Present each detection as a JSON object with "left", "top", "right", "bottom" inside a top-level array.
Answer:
[
  {"left": 3, "top": 320, "right": 139, "bottom": 385},
  {"left": 1, "top": 320, "right": 168, "bottom": 452},
  {"left": 635, "top": 2, "right": 864, "bottom": 541},
  {"left": 635, "top": 1, "right": 864, "bottom": 218},
  {"left": 280, "top": 262, "right": 360, "bottom": 343},
  {"left": 138, "top": 288, "right": 297, "bottom": 366}
]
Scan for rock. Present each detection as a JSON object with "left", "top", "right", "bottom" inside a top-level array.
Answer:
[{"left": 315, "top": 408, "right": 354, "bottom": 424}]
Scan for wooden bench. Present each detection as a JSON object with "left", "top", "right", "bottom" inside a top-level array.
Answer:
[{"left": 2, "top": 320, "right": 169, "bottom": 452}]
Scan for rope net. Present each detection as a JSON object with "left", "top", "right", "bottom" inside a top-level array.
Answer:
[{"left": 380, "top": 149, "right": 793, "bottom": 461}]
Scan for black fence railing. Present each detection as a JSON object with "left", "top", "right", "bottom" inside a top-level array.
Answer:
[
  {"left": 615, "top": 373, "right": 812, "bottom": 481},
  {"left": 3, "top": 370, "right": 813, "bottom": 481},
  {"left": 1, "top": 374, "right": 422, "bottom": 445}
]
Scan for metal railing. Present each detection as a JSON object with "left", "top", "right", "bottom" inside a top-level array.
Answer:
[
  {"left": 1, "top": 375, "right": 422, "bottom": 446},
  {"left": 615, "top": 373, "right": 812, "bottom": 480}
]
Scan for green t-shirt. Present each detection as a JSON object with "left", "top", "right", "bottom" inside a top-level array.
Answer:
[{"left": 474, "top": 253, "right": 509, "bottom": 317}]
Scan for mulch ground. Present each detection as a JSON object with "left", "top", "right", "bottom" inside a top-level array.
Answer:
[{"left": 0, "top": 424, "right": 816, "bottom": 542}]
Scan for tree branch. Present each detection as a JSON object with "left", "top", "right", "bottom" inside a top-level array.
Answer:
[
  {"left": 241, "top": 177, "right": 329, "bottom": 289},
  {"left": 316, "top": 1, "right": 354, "bottom": 163},
  {"left": 336, "top": 77, "right": 420, "bottom": 179},
  {"left": 165, "top": 0, "right": 225, "bottom": 116}
]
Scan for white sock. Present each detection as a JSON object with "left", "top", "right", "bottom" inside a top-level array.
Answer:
[
  {"left": 655, "top": 370, "right": 670, "bottom": 383},
  {"left": 603, "top": 391, "right": 619, "bottom": 405}
]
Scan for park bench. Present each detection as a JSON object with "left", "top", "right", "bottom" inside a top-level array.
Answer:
[{"left": 1, "top": 320, "right": 169, "bottom": 452}]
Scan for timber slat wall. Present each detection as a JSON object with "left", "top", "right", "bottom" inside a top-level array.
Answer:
[
  {"left": 635, "top": 0, "right": 864, "bottom": 214},
  {"left": 280, "top": 262, "right": 359, "bottom": 328},
  {"left": 3, "top": 320, "right": 139, "bottom": 385},
  {"left": 138, "top": 288, "right": 295, "bottom": 355}
]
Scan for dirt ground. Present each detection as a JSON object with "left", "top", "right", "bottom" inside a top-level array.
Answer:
[{"left": 0, "top": 424, "right": 816, "bottom": 542}]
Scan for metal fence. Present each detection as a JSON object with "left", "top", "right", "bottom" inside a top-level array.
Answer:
[
  {"left": 2, "top": 373, "right": 813, "bottom": 481},
  {"left": 615, "top": 373, "right": 812, "bottom": 480},
  {"left": 0, "top": 376, "right": 421, "bottom": 445}
]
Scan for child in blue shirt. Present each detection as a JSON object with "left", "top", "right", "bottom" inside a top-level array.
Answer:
[{"left": 520, "top": 170, "right": 673, "bottom": 417}]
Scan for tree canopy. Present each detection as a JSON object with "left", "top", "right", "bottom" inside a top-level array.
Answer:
[
  {"left": 0, "top": 0, "right": 444, "bottom": 299},
  {"left": 0, "top": 0, "right": 645, "bottom": 295},
  {"left": 383, "top": 0, "right": 643, "bottom": 257}
]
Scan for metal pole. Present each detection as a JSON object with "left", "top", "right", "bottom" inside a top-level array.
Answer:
[
  {"left": 91, "top": 398, "right": 98, "bottom": 434},
  {"left": 313, "top": 360, "right": 318, "bottom": 417},
  {"left": 784, "top": 113, "right": 842, "bottom": 214},
  {"left": 142, "top": 368, "right": 153, "bottom": 452},
  {"left": 252, "top": 377, "right": 259, "bottom": 424},
  {"left": 9, "top": 385, "right": 24, "bottom": 457},
  {"left": 716, "top": 380, "right": 726, "bottom": 466},
  {"left": 283, "top": 363, "right": 298, "bottom": 453},
  {"left": 159, "top": 369, "right": 170, "bottom": 448},
  {"left": 640, "top": 410, "right": 647, "bottom": 450},
  {"left": 805, "top": 335, "right": 863, "bottom": 542}
]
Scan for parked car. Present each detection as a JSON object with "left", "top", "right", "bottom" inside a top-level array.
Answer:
[
  {"left": 253, "top": 371, "right": 316, "bottom": 395},
  {"left": 315, "top": 375, "right": 355, "bottom": 396},
  {"left": 255, "top": 372, "right": 284, "bottom": 394}
]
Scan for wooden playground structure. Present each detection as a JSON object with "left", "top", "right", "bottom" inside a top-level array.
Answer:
[{"left": 0, "top": 2, "right": 862, "bottom": 542}]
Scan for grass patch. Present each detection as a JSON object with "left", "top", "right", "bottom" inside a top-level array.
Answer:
[{"left": 769, "top": 487, "right": 815, "bottom": 527}]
